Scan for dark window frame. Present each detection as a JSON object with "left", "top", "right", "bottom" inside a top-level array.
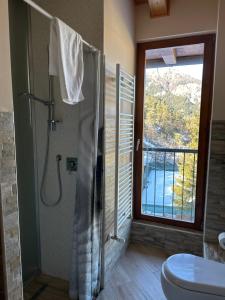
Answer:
[{"left": 133, "top": 34, "right": 216, "bottom": 230}]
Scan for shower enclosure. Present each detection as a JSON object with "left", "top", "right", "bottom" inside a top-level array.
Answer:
[
  {"left": 9, "top": 0, "right": 104, "bottom": 298},
  {"left": 9, "top": 0, "right": 40, "bottom": 281}
]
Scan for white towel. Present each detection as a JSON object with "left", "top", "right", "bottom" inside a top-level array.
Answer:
[{"left": 49, "top": 17, "right": 84, "bottom": 105}]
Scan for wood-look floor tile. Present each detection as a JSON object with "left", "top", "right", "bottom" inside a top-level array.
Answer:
[
  {"left": 36, "top": 274, "right": 69, "bottom": 292},
  {"left": 24, "top": 243, "right": 167, "bottom": 300},
  {"left": 35, "top": 286, "right": 70, "bottom": 300},
  {"left": 98, "top": 243, "right": 167, "bottom": 300}
]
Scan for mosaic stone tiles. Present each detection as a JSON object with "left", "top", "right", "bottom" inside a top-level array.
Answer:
[
  {"left": 0, "top": 112, "right": 23, "bottom": 299},
  {"left": 204, "top": 121, "right": 225, "bottom": 243},
  {"left": 131, "top": 221, "right": 203, "bottom": 256}
]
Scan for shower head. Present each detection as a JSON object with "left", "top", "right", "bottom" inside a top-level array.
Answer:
[
  {"left": 19, "top": 91, "right": 61, "bottom": 131},
  {"left": 19, "top": 92, "right": 51, "bottom": 106}
]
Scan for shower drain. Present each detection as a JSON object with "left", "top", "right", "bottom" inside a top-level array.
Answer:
[{"left": 30, "top": 283, "right": 48, "bottom": 299}]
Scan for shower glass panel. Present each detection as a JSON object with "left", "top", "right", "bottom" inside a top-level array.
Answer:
[{"left": 8, "top": 0, "right": 40, "bottom": 281}]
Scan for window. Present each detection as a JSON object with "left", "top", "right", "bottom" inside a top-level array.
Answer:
[{"left": 134, "top": 35, "right": 215, "bottom": 230}]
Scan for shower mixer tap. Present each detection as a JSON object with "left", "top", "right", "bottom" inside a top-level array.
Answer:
[{"left": 48, "top": 119, "right": 60, "bottom": 131}]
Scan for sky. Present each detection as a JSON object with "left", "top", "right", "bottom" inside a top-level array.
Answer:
[{"left": 171, "top": 64, "right": 203, "bottom": 80}]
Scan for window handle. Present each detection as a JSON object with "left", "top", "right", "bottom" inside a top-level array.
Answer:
[{"left": 136, "top": 139, "right": 141, "bottom": 151}]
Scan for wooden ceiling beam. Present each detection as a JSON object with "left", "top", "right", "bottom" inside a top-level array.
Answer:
[
  {"left": 134, "top": 0, "right": 147, "bottom": 4},
  {"left": 147, "top": 0, "right": 169, "bottom": 18},
  {"left": 162, "top": 48, "right": 176, "bottom": 65}
]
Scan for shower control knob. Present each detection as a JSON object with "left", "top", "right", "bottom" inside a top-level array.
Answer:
[{"left": 66, "top": 157, "right": 78, "bottom": 172}]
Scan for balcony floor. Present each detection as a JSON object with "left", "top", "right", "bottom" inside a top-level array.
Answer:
[{"left": 99, "top": 243, "right": 167, "bottom": 300}]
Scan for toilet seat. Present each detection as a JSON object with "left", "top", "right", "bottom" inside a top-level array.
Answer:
[{"left": 163, "top": 254, "right": 225, "bottom": 297}]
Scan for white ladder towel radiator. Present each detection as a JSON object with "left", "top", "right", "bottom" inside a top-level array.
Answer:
[{"left": 111, "top": 64, "right": 135, "bottom": 242}]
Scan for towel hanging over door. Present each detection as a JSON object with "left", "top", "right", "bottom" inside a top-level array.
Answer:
[{"left": 49, "top": 17, "right": 84, "bottom": 104}]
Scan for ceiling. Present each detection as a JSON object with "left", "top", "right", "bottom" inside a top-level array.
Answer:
[
  {"left": 146, "top": 44, "right": 204, "bottom": 60},
  {"left": 146, "top": 44, "right": 204, "bottom": 65}
]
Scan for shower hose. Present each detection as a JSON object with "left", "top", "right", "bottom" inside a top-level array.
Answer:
[{"left": 40, "top": 125, "right": 63, "bottom": 207}]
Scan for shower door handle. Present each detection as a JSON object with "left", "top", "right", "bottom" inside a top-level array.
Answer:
[{"left": 28, "top": 97, "right": 33, "bottom": 127}]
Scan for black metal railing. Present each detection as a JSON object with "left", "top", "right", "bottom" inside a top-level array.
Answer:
[{"left": 142, "top": 147, "right": 198, "bottom": 223}]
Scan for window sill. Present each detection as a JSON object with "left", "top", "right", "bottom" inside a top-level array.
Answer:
[{"left": 132, "top": 219, "right": 203, "bottom": 236}]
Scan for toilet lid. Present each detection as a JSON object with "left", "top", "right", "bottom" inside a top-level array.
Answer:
[{"left": 163, "top": 253, "right": 225, "bottom": 297}]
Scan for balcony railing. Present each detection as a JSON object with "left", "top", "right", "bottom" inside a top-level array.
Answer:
[{"left": 142, "top": 147, "right": 198, "bottom": 223}]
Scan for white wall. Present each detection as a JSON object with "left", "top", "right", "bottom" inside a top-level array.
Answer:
[
  {"left": 135, "top": 0, "right": 218, "bottom": 42},
  {"left": 104, "top": 0, "right": 135, "bottom": 74},
  {"left": 135, "top": 0, "right": 225, "bottom": 121},
  {"left": 0, "top": 0, "right": 13, "bottom": 111},
  {"left": 34, "top": 0, "right": 104, "bottom": 50},
  {"left": 212, "top": 0, "right": 225, "bottom": 120}
]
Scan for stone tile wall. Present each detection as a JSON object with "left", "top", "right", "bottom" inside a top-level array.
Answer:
[
  {"left": 0, "top": 112, "right": 23, "bottom": 299},
  {"left": 204, "top": 242, "right": 225, "bottom": 263},
  {"left": 131, "top": 221, "right": 203, "bottom": 256},
  {"left": 204, "top": 121, "right": 225, "bottom": 243},
  {"left": 104, "top": 220, "right": 131, "bottom": 281}
]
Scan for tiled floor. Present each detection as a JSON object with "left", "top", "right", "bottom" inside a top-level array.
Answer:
[
  {"left": 24, "top": 243, "right": 167, "bottom": 300},
  {"left": 98, "top": 243, "right": 167, "bottom": 300},
  {"left": 24, "top": 274, "right": 69, "bottom": 300}
]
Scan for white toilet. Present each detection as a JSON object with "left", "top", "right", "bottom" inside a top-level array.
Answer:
[{"left": 161, "top": 253, "right": 225, "bottom": 300}]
